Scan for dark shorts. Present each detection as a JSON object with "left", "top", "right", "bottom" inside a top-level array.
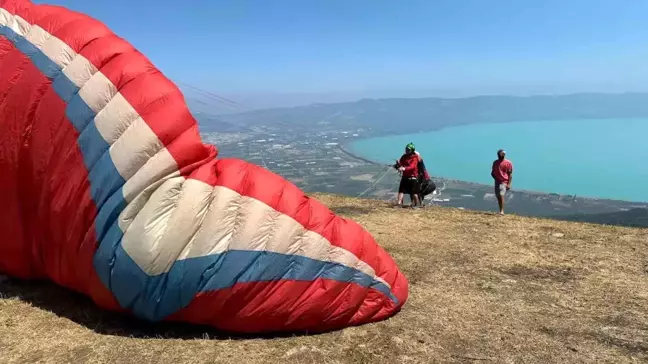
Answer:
[{"left": 399, "top": 177, "right": 421, "bottom": 195}]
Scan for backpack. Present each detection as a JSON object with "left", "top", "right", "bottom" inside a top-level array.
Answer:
[{"left": 420, "top": 178, "right": 437, "bottom": 196}]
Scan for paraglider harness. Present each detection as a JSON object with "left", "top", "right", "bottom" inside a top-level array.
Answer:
[{"left": 417, "top": 159, "right": 436, "bottom": 198}]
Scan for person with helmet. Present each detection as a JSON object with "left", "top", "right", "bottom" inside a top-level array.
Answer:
[{"left": 394, "top": 142, "right": 422, "bottom": 208}]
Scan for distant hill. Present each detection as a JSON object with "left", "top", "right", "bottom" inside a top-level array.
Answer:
[
  {"left": 191, "top": 111, "right": 253, "bottom": 133},
  {"left": 214, "top": 92, "right": 648, "bottom": 133}
]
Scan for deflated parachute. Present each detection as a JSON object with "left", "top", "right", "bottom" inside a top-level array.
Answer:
[{"left": 0, "top": 0, "right": 408, "bottom": 333}]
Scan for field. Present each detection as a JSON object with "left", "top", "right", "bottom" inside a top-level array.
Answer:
[{"left": 1, "top": 194, "right": 647, "bottom": 363}]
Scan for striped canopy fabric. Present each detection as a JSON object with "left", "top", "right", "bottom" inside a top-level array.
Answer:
[{"left": 0, "top": 0, "right": 408, "bottom": 333}]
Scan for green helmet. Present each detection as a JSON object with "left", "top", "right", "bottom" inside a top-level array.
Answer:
[{"left": 406, "top": 142, "right": 415, "bottom": 152}]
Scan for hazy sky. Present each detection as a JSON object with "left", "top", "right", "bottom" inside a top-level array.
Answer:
[{"left": 34, "top": 0, "right": 648, "bottom": 107}]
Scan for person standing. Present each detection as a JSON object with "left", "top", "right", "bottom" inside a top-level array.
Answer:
[
  {"left": 491, "top": 149, "right": 513, "bottom": 215},
  {"left": 395, "top": 143, "right": 421, "bottom": 208}
]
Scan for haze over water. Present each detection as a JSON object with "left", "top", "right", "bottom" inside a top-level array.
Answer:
[{"left": 350, "top": 118, "right": 648, "bottom": 203}]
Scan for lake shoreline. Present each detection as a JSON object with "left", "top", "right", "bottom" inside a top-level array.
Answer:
[
  {"left": 340, "top": 120, "right": 648, "bottom": 204},
  {"left": 336, "top": 143, "right": 384, "bottom": 166}
]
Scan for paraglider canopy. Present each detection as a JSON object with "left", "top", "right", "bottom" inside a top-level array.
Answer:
[{"left": 0, "top": 0, "right": 408, "bottom": 334}]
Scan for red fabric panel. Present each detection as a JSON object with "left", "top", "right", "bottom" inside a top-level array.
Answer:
[
  {"left": 0, "top": 37, "right": 33, "bottom": 278},
  {"left": 169, "top": 279, "right": 400, "bottom": 333}
]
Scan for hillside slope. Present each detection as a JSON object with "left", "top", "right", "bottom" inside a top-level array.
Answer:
[{"left": 1, "top": 194, "right": 647, "bottom": 363}]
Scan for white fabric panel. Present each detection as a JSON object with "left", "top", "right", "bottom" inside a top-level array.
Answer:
[
  {"left": 61, "top": 54, "right": 98, "bottom": 89},
  {"left": 94, "top": 93, "right": 140, "bottom": 144},
  {"left": 78, "top": 71, "right": 117, "bottom": 113},
  {"left": 120, "top": 176, "right": 186, "bottom": 275},
  {"left": 118, "top": 171, "right": 183, "bottom": 232},
  {"left": 12, "top": 15, "right": 30, "bottom": 36},
  {"left": 0, "top": 12, "right": 31, "bottom": 36},
  {"left": 0, "top": 10, "right": 18, "bottom": 32},
  {"left": 40, "top": 32, "right": 76, "bottom": 69},
  {"left": 184, "top": 185, "right": 381, "bottom": 283},
  {"left": 0, "top": 8, "right": 11, "bottom": 27},
  {"left": 24, "top": 24, "right": 50, "bottom": 49},
  {"left": 120, "top": 178, "right": 388, "bottom": 288},
  {"left": 109, "top": 117, "right": 164, "bottom": 181},
  {"left": 121, "top": 147, "right": 179, "bottom": 203},
  {"left": 122, "top": 178, "right": 212, "bottom": 275}
]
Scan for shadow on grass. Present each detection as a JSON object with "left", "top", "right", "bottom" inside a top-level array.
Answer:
[{"left": 0, "top": 277, "right": 329, "bottom": 340}]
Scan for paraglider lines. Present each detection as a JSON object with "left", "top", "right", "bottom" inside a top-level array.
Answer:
[
  {"left": 356, "top": 166, "right": 395, "bottom": 198},
  {"left": 176, "top": 81, "right": 248, "bottom": 111}
]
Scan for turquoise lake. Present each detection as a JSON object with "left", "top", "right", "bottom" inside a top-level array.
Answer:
[{"left": 349, "top": 118, "right": 648, "bottom": 203}]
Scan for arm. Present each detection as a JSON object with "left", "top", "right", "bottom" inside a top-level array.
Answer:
[
  {"left": 395, "top": 157, "right": 404, "bottom": 172},
  {"left": 506, "top": 164, "right": 513, "bottom": 189},
  {"left": 396, "top": 156, "right": 403, "bottom": 167}
]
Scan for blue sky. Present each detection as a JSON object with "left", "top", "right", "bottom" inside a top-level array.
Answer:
[{"left": 35, "top": 0, "right": 648, "bottom": 107}]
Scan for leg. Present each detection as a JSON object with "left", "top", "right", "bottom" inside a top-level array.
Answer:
[
  {"left": 408, "top": 193, "right": 418, "bottom": 206},
  {"left": 495, "top": 184, "right": 505, "bottom": 214},
  {"left": 496, "top": 194, "right": 504, "bottom": 214},
  {"left": 397, "top": 178, "right": 407, "bottom": 206},
  {"left": 412, "top": 193, "right": 421, "bottom": 207},
  {"left": 410, "top": 178, "right": 421, "bottom": 207}
]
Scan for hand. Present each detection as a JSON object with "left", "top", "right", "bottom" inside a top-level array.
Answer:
[
  {"left": 506, "top": 184, "right": 511, "bottom": 191},
  {"left": 398, "top": 167, "right": 405, "bottom": 172}
]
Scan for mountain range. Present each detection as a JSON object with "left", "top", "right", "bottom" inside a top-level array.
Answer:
[{"left": 200, "top": 92, "right": 648, "bottom": 134}]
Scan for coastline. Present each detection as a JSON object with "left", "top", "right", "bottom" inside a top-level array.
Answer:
[
  {"left": 339, "top": 137, "right": 647, "bottom": 206},
  {"left": 337, "top": 142, "right": 385, "bottom": 166}
]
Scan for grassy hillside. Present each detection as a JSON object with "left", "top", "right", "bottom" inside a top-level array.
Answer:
[{"left": 1, "top": 194, "right": 647, "bottom": 363}]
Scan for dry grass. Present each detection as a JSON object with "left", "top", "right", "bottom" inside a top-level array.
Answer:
[{"left": 2, "top": 193, "right": 648, "bottom": 363}]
